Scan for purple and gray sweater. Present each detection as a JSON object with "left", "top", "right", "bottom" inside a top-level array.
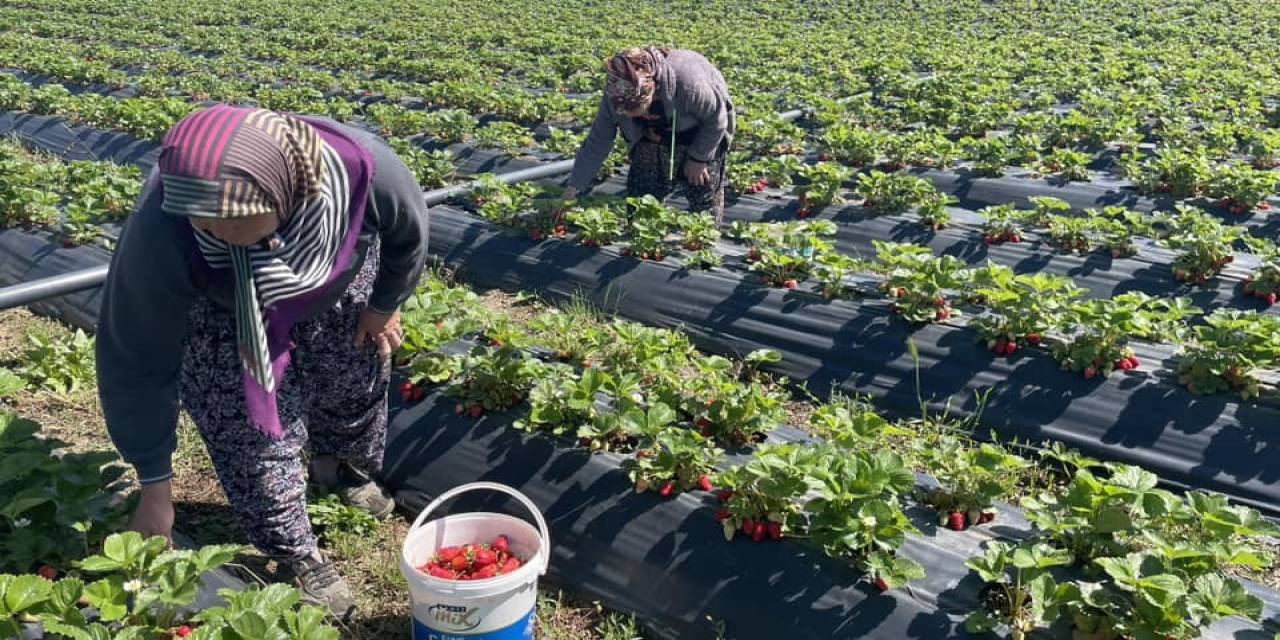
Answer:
[
  {"left": 568, "top": 49, "right": 736, "bottom": 192},
  {"left": 96, "top": 121, "right": 428, "bottom": 484}
]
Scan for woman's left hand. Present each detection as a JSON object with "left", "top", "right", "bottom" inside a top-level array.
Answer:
[
  {"left": 684, "top": 160, "right": 710, "bottom": 186},
  {"left": 354, "top": 308, "right": 404, "bottom": 363}
]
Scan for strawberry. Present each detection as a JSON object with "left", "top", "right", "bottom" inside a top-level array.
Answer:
[
  {"left": 454, "top": 403, "right": 465, "bottom": 416},
  {"left": 1010, "top": 234, "right": 1022, "bottom": 243},
  {"left": 473, "top": 564, "right": 499, "bottom": 579},
  {"left": 935, "top": 309, "right": 950, "bottom": 321},
  {"left": 36, "top": 565, "right": 56, "bottom": 580},
  {"left": 767, "top": 521, "right": 783, "bottom": 540},
  {"left": 994, "top": 338, "right": 1008, "bottom": 354},
  {"left": 695, "top": 417, "right": 712, "bottom": 432},
  {"left": 698, "top": 475, "right": 714, "bottom": 492},
  {"left": 451, "top": 554, "right": 470, "bottom": 571},
  {"left": 659, "top": 482, "right": 675, "bottom": 498},
  {"left": 175, "top": 626, "right": 193, "bottom": 638},
  {"left": 1025, "top": 333, "right": 1041, "bottom": 346},
  {"left": 1004, "top": 341, "right": 1017, "bottom": 355},
  {"left": 428, "top": 565, "right": 454, "bottom": 579},
  {"left": 983, "top": 236, "right": 995, "bottom": 245},
  {"left": 468, "top": 405, "right": 484, "bottom": 418},
  {"left": 980, "top": 512, "right": 996, "bottom": 524},
  {"left": 874, "top": 577, "right": 890, "bottom": 592},
  {"left": 1117, "top": 359, "right": 1133, "bottom": 371},
  {"left": 492, "top": 536, "right": 509, "bottom": 554},
  {"left": 474, "top": 548, "right": 498, "bottom": 567},
  {"left": 1084, "top": 366, "right": 1098, "bottom": 380},
  {"left": 797, "top": 207, "right": 811, "bottom": 219},
  {"left": 716, "top": 489, "right": 734, "bottom": 503},
  {"left": 742, "top": 519, "right": 757, "bottom": 537},
  {"left": 751, "top": 524, "right": 767, "bottom": 543},
  {"left": 531, "top": 230, "right": 544, "bottom": 241},
  {"left": 500, "top": 556, "right": 522, "bottom": 574},
  {"left": 715, "top": 508, "right": 731, "bottom": 522},
  {"left": 1127, "top": 356, "right": 1140, "bottom": 369},
  {"left": 947, "top": 511, "right": 966, "bottom": 531},
  {"left": 892, "top": 287, "right": 906, "bottom": 298},
  {"left": 933, "top": 297, "right": 947, "bottom": 308},
  {"left": 1269, "top": 292, "right": 1278, "bottom": 306},
  {"left": 783, "top": 279, "right": 798, "bottom": 290},
  {"left": 437, "top": 546, "right": 462, "bottom": 561},
  {"left": 554, "top": 225, "right": 567, "bottom": 237},
  {"left": 413, "top": 387, "right": 425, "bottom": 401}
]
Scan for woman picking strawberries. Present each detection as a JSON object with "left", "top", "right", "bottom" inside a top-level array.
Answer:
[
  {"left": 561, "top": 47, "right": 736, "bottom": 221},
  {"left": 96, "top": 104, "right": 427, "bottom": 620}
]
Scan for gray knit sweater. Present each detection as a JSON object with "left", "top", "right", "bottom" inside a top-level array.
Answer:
[{"left": 568, "top": 49, "right": 736, "bottom": 192}]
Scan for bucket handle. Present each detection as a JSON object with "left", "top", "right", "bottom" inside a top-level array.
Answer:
[{"left": 408, "top": 482, "right": 551, "bottom": 575}]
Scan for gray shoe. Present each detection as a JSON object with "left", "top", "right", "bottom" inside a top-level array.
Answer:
[
  {"left": 310, "top": 457, "right": 396, "bottom": 520},
  {"left": 280, "top": 553, "right": 355, "bottom": 621}
]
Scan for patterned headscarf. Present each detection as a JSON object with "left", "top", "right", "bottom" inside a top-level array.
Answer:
[
  {"left": 158, "top": 105, "right": 353, "bottom": 438},
  {"left": 604, "top": 47, "right": 670, "bottom": 111}
]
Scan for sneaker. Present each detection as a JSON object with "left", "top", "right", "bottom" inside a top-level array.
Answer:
[
  {"left": 280, "top": 552, "right": 355, "bottom": 621},
  {"left": 310, "top": 456, "right": 396, "bottom": 520}
]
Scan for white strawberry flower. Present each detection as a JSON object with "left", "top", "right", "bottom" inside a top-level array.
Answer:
[
  {"left": 123, "top": 579, "right": 144, "bottom": 593},
  {"left": 12, "top": 517, "right": 30, "bottom": 528}
]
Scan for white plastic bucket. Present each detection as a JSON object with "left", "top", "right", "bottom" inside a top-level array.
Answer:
[{"left": 401, "top": 482, "right": 550, "bottom": 640}]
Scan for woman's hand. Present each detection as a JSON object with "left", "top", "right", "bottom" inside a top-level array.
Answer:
[
  {"left": 553, "top": 187, "right": 579, "bottom": 223},
  {"left": 354, "top": 308, "right": 404, "bottom": 364},
  {"left": 129, "top": 481, "right": 175, "bottom": 545},
  {"left": 684, "top": 160, "right": 710, "bottom": 186}
]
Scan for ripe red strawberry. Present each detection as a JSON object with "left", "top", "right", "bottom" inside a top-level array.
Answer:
[
  {"left": 553, "top": 225, "right": 567, "bottom": 237},
  {"left": 659, "top": 482, "right": 675, "bottom": 498},
  {"left": 468, "top": 405, "right": 484, "bottom": 418},
  {"left": 980, "top": 512, "right": 996, "bottom": 524},
  {"left": 715, "top": 508, "right": 731, "bottom": 522},
  {"left": 698, "top": 475, "right": 714, "bottom": 492},
  {"left": 500, "top": 556, "right": 521, "bottom": 574},
  {"left": 437, "top": 546, "right": 462, "bottom": 561},
  {"left": 1025, "top": 333, "right": 1041, "bottom": 346},
  {"left": 1268, "top": 292, "right": 1278, "bottom": 306},
  {"left": 474, "top": 548, "right": 498, "bottom": 567},
  {"left": 797, "top": 208, "right": 811, "bottom": 219},
  {"left": 473, "top": 564, "right": 499, "bottom": 579},
  {"left": 1004, "top": 341, "right": 1017, "bottom": 355},
  {"left": 947, "top": 511, "right": 966, "bottom": 531},
  {"left": 892, "top": 287, "right": 906, "bottom": 298},
  {"left": 175, "top": 626, "right": 193, "bottom": 638},
  {"left": 768, "top": 521, "right": 782, "bottom": 540},
  {"left": 1010, "top": 234, "right": 1022, "bottom": 243},
  {"left": 1084, "top": 366, "right": 1098, "bottom": 380},
  {"left": 933, "top": 297, "right": 947, "bottom": 308},
  {"left": 451, "top": 554, "right": 470, "bottom": 571},
  {"left": 716, "top": 489, "right": 734, "bottom": 503},
  {"left": 1117, "top": 359, "right": 1133, "bottom": 371},
  {"left": 1127, "top": 356, "right": 1140, "bottom": 369},
  {"left": 742, "top": 519, "right": 757, "bottom": 537},
  {"left": 874, "top": 578, "right": 889, "bottom": 592},
  {"left": 751, "top": 524, "right": 767, "bottom": 543},
  {"left": 994, "top": 338, "right": 1008, "bottom": 354},
  {"left": 983, "top": 236, "right": 994, "bottom": 245},
  {"left": 935, "top": 309, "right": 950, "bottom": 321},
  {"left": 36, "top": 565, "right": 56, "bottom": 580},
  {"left": 492, "top": 535, "right": 509, "bottom": 554},
  {"left": 783, "top": 279, "right": 798, "bottom": 290},
  {"left": 427, "top": 565, "right": 454, "bottom": 579},
  {"left": 413, "top": 387, "right": 425, "bottom": 401}
]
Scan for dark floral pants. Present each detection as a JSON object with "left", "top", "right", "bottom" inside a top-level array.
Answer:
[
  {"left": 627, "top": 139, "right": 727, "bottom": 220},
  {"left": 180, "top": 239, "right": 390, "bottom": 561}
]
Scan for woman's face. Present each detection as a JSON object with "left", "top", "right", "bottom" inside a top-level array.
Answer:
[
  {"left": 617, "top": 95, "right": 655, "bottom": 118},
  {"left": 190, "top": 214, "right": 281, "bottom": 247}
]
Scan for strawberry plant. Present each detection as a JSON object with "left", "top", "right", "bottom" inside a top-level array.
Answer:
[
  {"left": 1026, "top": 196, "right": 1072, "bottom": 227},
  {"left": 543, "top": 126, "right": 585, "bottom": 156},
  {"left": 1053, "top": 293, "right": 1200, "bottom": 379},
  {"left": 1245, "top": 128, "right": 1280, "bottom": 169},
  {"left": 565, "top": 206, "right": 623, "bottom": 247},
  {"left": 969, "top": 268, "right": 1082, "bottom": 355},
  {"left": 1088, "top": 206, "right": 1154, "bottom": 258},
  {"left": 685, "top": 248, "right": 723, "bottom": 270},
  {"left": 675, "top": 213, "right": 720, "bottom": 251},
  {"left": 875, "top": 241, "right": 971, "bottom": 323},
  {"left": 575, "top": 372, "right": 648, "bottom": 451},
  {"left": 820, "top": 123, "right": 883, "bottom": 167},
  {"left": 1176, "top": 309, "right": 1280, "bottom": 399},
  {"left": 475, "top": 120, "right": 536, "bottom": 156},
  {"left": 916, "top": 191, "right": 956, "bottom": 230},
  {"left": 519, "top": 366, "right": 603, "bottom": 438},
  {"left": 855, "top": 170, "right": 936, "bottom": 215},
  {"left": 1045, "top": 214, "right": 1092, "bottom": 254},
  {"left": 624, "top": 405, "right": 723, "bottom": 497},
  {"left": 806, "top": 395, "right": 892, "bottom": 450},
  {"left": 965, "top": 541, "right": 1076, "bottom": 640},
  {"left": 422, "top": 108, "right": 479, "bottom": 144},
  {"left": 967, "top": 136, "right": 1010, "bottom": 177},
  {"left": 1133, "top": 147, "right": 1211, "bottom": 197},
  {"left": 744, "top": 220, "right": 837, "bottom": 287},
  {"left": 468, "top": 174, "right": 542, "bottom": 227},
  {"left": 1163, "top": 205, "right": 1247, "bottom": 284},
  {"left": 979, "top": 204, "right": 1024, "bottom": 245},
  {"left": 681, "top": 358, "right": 786, "bottom": 445},
  {"left": 446, "top": 344, "right": 549, "bottom": 417},
  {"left": 1207, "top": 162, "right": 1279, "bottom": 214},
  {"left": 813, "top": 252, "right": 866, "bottom": 300},
  {"left": 622, "top": 195, "right": 677, "bottom": 261},
  {"left": 717, "top": 443, "right": 822, "bottom": 543},
  {"left": 388, "top": 139, "right": 456, "bottom": 189},
  {"left": 806, "top": 450, "right": 924, "bottom": 589},
  {"left": 793, "top": 162, "right": 852, "bottom": 217},
  {"left": 915, "top": 436, "right": 1029, "bottom": 528},
  {"left": 1037, "top": 147, "right": 1091, "bottom": 182},
  {"left": 17, "top": 328, "right": 95, "bottom": 395},
  {"left": 1243, "top": 257, "right": 1280, "bottom": 307}
]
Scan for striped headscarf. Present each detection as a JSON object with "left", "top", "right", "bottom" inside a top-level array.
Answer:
[
  {"left": 605, "top": 47, "right": 670, "bottom": 111},
  {"left": 158, "top": 105, "right": 353, "bottom": 438}
]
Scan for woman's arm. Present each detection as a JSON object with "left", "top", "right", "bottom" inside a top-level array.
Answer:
[
  {"left": 97, "top": 171, "right": 199, "bottom": 487},
  {"left": 566, "top": 95, "right": 620, "bottom": 193},
  {"left": 683, "top": 76, "right": 732, "bottom": 164},
  {"left": 364, "top": 140, "right": 429, "bottom": 314}
]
